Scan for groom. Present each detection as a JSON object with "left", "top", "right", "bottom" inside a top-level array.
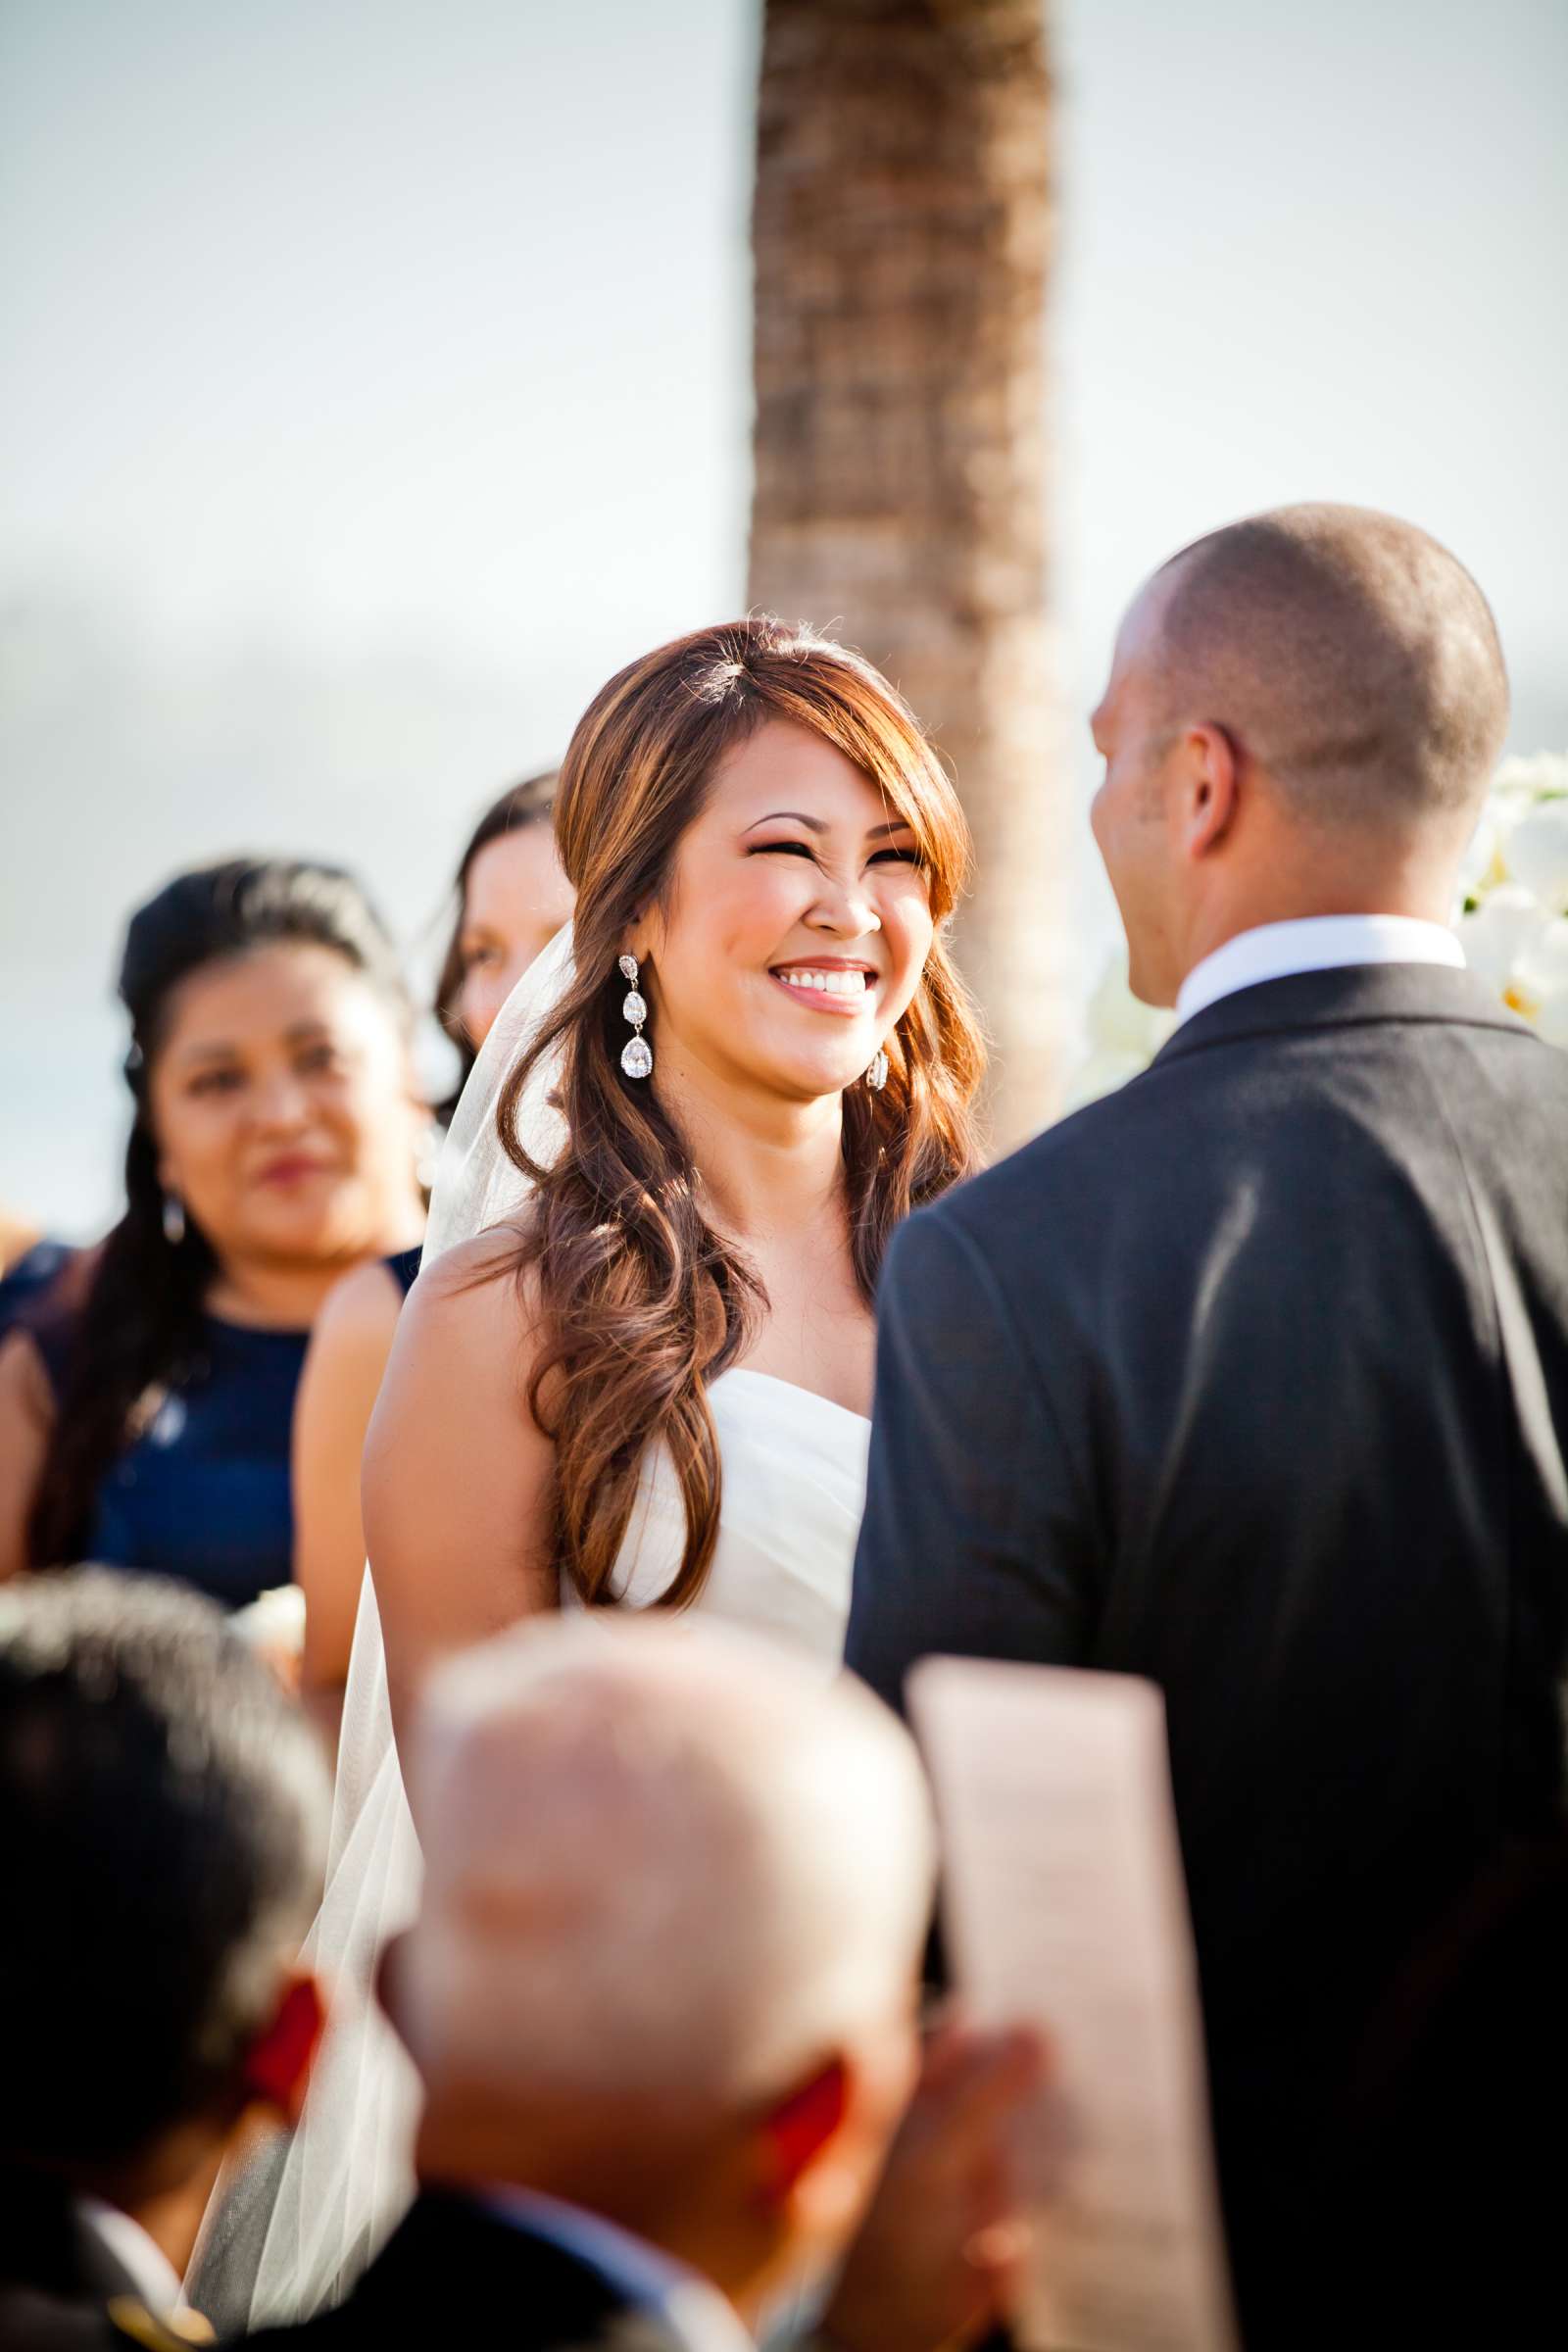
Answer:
[{"left": 847, "top": 504, "right": 1568, "bottom": 2343}]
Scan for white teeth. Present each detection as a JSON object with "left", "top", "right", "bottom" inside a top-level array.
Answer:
[{"left": 776, "top": 967, "right": 868, "bottom": 997}]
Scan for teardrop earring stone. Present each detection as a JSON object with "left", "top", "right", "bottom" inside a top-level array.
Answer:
[{"left": 617, "top": 952, "right": 651, "bottom": 1075}]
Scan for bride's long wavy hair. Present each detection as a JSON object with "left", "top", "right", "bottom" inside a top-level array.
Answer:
[{"left": 495, "top": 617, "right": 985, "bottom": 1608}]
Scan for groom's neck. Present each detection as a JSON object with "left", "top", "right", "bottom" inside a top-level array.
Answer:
[{"left": 1174, "top": 837, "right": 1465, "bottom": 996}]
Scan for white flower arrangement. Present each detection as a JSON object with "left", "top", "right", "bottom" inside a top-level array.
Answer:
[
  {"left": 1061, "top": 949, "right": 1177, "bottom": 1114},
  {"left": 1064, "top": 752, "right": 1568, "bottom": 1112},
  {"left": 1454, "top": 754, "right": 1568, "bottom": 1044}
]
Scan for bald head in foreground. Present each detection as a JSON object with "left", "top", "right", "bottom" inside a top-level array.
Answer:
[
  {"left": 243, "top": 1615, "right": 1037, "bottom": 2352},
  {"left": 849, "top": 506, "right": 1568, "bottom": 2349},
  {"left": 400, "top": 1616, "right": 934, "bottom": 2292}
]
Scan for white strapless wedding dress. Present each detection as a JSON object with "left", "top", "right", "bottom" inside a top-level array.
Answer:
[{"left": 578, "top": 1366, "right": 869, "bottom": 1662}]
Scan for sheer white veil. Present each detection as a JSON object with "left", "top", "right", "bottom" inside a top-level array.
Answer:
[{"left": 187, "top": 924, "right": 577, "bottom": 2329}]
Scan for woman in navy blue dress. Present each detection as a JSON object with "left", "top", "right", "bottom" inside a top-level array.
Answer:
[
  {"left": 0, "top": 857, "right": 428, "bottom": 1608},
  {"left": 292, "top": 775, "right": 571, "bottom": 1704}
]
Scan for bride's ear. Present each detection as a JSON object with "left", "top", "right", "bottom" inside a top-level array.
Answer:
[{"left": 626, "top": 889, "right": 669, "bottom": 970}]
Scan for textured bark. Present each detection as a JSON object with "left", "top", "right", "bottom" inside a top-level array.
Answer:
[{"left": 748, "top": 0, "right": 1063, "bottom": 1150}]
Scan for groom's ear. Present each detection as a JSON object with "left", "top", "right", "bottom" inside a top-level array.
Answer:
[
  {"left": 240, "top": 1973, "right": 325, "bottom": 2126},
  {"left": 1179, "top": 723, "right": 1241, "bottom": 860}
]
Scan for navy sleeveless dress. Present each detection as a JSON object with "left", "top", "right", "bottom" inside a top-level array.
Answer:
[{"left": 20, "top": 1247, "right": 421, "bottom": 1611}]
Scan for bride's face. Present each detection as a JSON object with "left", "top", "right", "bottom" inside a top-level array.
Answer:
[{"left": 640, "top": 718, "right": 935, "bottom": 1103}]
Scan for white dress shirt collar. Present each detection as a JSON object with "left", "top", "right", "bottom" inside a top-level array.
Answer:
[
  {"left": 75, "top": 2197, "right": 184, "bottom": 2318},
  {"left": 1174, "top": 914, "right": 1465, "bottom": 1029},
  {"left": 485, "top": 2184, "right": 753, "bottom": 2352}
]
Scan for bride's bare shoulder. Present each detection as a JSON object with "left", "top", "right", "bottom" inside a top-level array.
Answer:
[
  {"left": 395, "top": 1222, "right": 547, "bottom": 1369},
  {"left": 415, "top": 1221, "right": 532, "bottom": 1293}
]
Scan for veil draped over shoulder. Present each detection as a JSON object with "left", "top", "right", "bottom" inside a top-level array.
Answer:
[{"left": 187, "top": 926, "right": 577, "bottom": 2329}]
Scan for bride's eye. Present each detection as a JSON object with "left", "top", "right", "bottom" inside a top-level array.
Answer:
[
  {"left": 869, "top": 845, "right": 925, "bottom": 867},
  {"left": 749, "top": 840, "right": 816, "bottom": 860}
]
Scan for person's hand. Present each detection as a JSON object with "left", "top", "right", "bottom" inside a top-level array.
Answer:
[{"left": 821, "top": 2016, "right": 1045, "bottom": 2352}]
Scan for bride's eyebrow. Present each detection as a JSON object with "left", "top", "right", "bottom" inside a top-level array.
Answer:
[
  {"left": 744, "top": 811, "right": 828, "bottom": 834},
  {"left": 741, "top": 812, "right": 915, "bottom": 838}
]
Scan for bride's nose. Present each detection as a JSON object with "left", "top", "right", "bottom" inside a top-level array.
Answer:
[{"left": 807, "top": 877, "right": 882, "bottom": 939}]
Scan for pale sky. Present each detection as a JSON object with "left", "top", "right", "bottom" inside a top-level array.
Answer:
[{"left": 3, "top": 0, "right": 1564, "bottom": 1231}]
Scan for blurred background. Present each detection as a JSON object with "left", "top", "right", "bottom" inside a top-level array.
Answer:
[{"left": 4, "top": 0, "right": 1564, "bottom": 1232}]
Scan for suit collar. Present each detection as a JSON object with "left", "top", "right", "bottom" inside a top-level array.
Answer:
[
  {"left": 483, "top": 2186, "right": 750, "bottom": 2352},
  {"left": 1152, "top": 960, "right": 1530, "bottom": 1067},
  {"left": 75, "top": 2200, "right": 182, "bottom": 2319},
  {"left": 360, "top": 2192, "right": 748, "bottom": 2352}
]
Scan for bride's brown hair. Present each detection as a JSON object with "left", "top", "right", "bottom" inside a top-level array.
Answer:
[{"left": 496, "top": 616, "right": 984, "bottom": 1607}]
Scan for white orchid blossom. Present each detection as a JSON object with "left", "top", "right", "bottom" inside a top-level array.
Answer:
[
  {"left": 1062, "top": 947, "right": 1177, "bottom": 1112},
  {"left": 1064, "top": 751, "right": 1568, "bottom": 1109},
  {"left": 1457, "top": 752, "right": 1568, "bottom": 1029}
]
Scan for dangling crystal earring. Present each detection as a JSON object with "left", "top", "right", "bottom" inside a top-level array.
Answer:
[
  {"left": 162, "top": 1190, "right": 187, "bottom": 1245},
  {"left": 618, "top": 955, "right": 653, "bottom": 1079},
  {"left": 866, "top": 1049, "right": 889, "bottom": 1093}
]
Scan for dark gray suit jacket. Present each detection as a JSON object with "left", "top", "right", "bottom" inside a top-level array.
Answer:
[{"left": 847, "top": 963, "right": 1568, "bottom": 2337}]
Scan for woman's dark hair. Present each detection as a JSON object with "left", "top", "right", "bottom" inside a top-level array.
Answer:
[
  {"left": 25, "top": 857, "right": 408, "bottom": 1569},
  {"left": 0, "top": 1568, "right": 327, "bottom": 2171},
  {"left": 433, "top": 772, "right": 559, "bottom": 1107},
  {"left": 495, "top": 617, "right": 985, "bottom": 1611}
]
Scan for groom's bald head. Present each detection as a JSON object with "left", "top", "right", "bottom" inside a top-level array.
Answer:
[
  {"left": 1144, "top": 504, "right": 1509, "bottom": 832},
  {"left": 1092, "top": 504, "right": 1510, "bottom": 1005}
]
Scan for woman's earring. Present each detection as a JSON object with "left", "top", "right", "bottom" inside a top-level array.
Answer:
[
  {"left": 162, "top": 1190, "right": 187, "bottom": 1246},
  {"left": 618, "top": 955, "right": 653, "bottom": 1079},
  {"left": 866, "top": 1049, "right": 889, "bottom": 1093}
]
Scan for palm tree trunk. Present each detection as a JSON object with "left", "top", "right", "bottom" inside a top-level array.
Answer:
[{"left": 748, "top": 0, "right": 1063, "bottom": 1151}]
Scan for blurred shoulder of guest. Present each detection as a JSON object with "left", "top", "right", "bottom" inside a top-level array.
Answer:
[
  {"left": 292, "top": 775, "right": 569, "bottom": 1718},
  {"left": 0, "top": 1206, "right": 40, "bottom": 1275},
  {"left": 0, "top": 1234, "right": 85, "bottom": 1344},
  {"left": 0, "top": 856, "right": 428, "bottom": 1608}
]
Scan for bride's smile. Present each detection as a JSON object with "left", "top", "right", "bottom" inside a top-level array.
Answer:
[{"left": 769, "top": 959, "right": 876, "bottom": 1009}]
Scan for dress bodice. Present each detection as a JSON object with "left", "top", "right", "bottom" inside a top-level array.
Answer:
[
  {"left": 563, "top": 1368, "right": 870, "bottom": 1672},
  {"left": 34, "top": 1311, "right": 309, "bottom": 1608}
]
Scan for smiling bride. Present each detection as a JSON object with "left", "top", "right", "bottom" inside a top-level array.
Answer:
[{"left": 366, "top": 613, "right": 985, "bottom": 1724}]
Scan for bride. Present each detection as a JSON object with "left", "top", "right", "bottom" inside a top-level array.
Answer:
[
  {"left": 192, "top": 614, "right": 984, "bottom": 2324},
  {"left": 368, "top": 612, "right": 982, "bottom": 1713}
]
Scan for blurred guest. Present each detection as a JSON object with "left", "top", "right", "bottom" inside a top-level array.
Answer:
[
  {"left": 236, "top": 1615, "right": 1027, "bottom": 2352},
  {"left": 434, "top": 770, "right": 570, "bottom": 1107},
  {"left": 294, "top": 776, "right": 569, "bottom": 1706},
  {"left": 0, "top": 1568, "right": 329, "bottom": 2351},
  {"left": 0, "top": 858, "right": 427, "bottom": 1603}
]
